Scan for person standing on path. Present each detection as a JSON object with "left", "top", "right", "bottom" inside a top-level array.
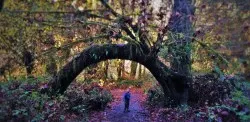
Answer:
[{"left": 123, "top": 88, "right": 131, "bottom": 112}]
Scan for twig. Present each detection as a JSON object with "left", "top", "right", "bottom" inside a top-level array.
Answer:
[{"left": 100, "top": 0, "right": 120, "bottom": 17}]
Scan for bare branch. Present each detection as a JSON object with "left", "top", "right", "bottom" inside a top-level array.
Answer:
[
  {"left": 40, "top": 20, "right": 111, "bottom": 29},
  {"left": 120, "top": 23, "right": 136, "bottom": 40},
  {"left": 3, "top": 9, "right": 102, "bottom": 14},
  {"left": 100, "top": 0, "right": 120, "bottom": 17},
  {"left": 195, "top": 39, "right": 230, "bottom": 65},
  {"left": 39, "top": 34, "right": 109, "bottom": 57},
  {"left": 3, "top": 9, "right": 112, "bottom": 21}
]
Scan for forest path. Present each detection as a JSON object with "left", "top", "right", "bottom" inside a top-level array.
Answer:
[{"left": 89, "top": 89, "right": 155, "bottom": 122}]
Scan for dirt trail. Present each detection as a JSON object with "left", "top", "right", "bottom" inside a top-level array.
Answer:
[{"left": 89, "top": 89, "right": 152, "bottom": 122}]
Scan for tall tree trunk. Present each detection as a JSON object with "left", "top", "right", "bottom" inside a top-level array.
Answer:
[
  {"left": 121, "top": 60, "right": 125, "bottom": 77},
  {"left": 46, "top": 35, "right": 58, "bottom": 77},
  {"left": 22, "top": 50, "right": 34, "bottom": 77},
  {"left": 49, "top": 43, "right": 188, "bottom": 106},
  {"left": 142, "top": 65, "right": 146, "bottom": 76},
  {"left": 137, "top": 64, "right": 142, "bottom": 79},
  {"left": 104, "top": 61, "right": 109, "bottom": 79},
  {"left": 168, "top": 0, "right": 194, "bottom": 104},
  {"left": 0, "top": 0, "right": 4, "bottom": 11},
  {"left": 117, "top": 60, "right": 123, "bottom": 79},
  {"left": 130, "top": 61, "right": 137, "bottom": 78},
  {"left": 46, "top": 55, "right": 57, "bottom": 77}
]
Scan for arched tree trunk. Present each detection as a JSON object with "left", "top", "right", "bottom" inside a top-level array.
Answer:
[{"left": 49, "top": 43, "right": 189, "bottom": 106}]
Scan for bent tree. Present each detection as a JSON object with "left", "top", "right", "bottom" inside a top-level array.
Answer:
[{"left": 49, "top": 0, "right": 194, "bottom": 106}]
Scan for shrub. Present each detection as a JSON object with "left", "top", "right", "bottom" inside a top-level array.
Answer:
[
  {"left": 0, "top": 77, "right": 113, "bottom": 121},
  {"left": 88, "top": 87, "right": 112, "bottom": 110},
  {"left": 65, "top": 82, "right": 112, "bottom": 111},
  {"left": 231, "top": 81, "right": 250, "bottom": 121},
  {"left": 116, "top": 79, "right": 143, "bottom": 88},
  {"left": 147, "top": 74, "right": 233, "bottom": 106},
  {"left": 188, "top": 74, "right": 232, "bottom": 106},
  {"left": 146, "top": 85, "right": 165, "bottom": 106},
  {"left": 146, "top": 74, "right": 249, "bottom": 122}
]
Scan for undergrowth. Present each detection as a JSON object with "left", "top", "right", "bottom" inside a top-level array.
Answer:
[
  {"left": 0, "top": 77, "right": 112, "bottom": 121},
  {"left": 146, "top": 74, "right": 250, "bottom": 121}
]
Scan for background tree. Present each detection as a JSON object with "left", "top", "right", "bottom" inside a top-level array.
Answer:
[{"left": 192, "top": 0, "right": 250, "bottom": 78}]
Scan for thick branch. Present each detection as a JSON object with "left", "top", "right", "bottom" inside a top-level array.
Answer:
[
  {"left": 50, "top": 43, "right": 146, "bottom": 93},
  {"left": 49, "top": 43, "right": 186, "bottom": 100},
  {"left": 99, "top": 0, "right": 139, "bottom": 42},
  {"left": 120, "top": 24, "right": 136, "bottom": 40},
  {"left": 196, "top": 40, "right": 230, "bottom": 65}
]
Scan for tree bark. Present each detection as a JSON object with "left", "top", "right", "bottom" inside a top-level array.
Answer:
[
  {"left": 46, "top": 55, "right": 57, "bottom": 77},
  {"left": 22, "top": 50, "right": 34, "bottom": 77},
  {"left": 49, "top": 43, "right": 188, "bottom": 106},
  {"left": 130, "top": 61, "right": 137, "bottom": 78},
  {"left": 0, "top": 0, "right": 4, "bottom": 11},
  {"left": 168, "top": 0, "right": 194, "bottom": 104},
  {"left": 117, "top": 60, "right": 123, "bottom": 79},
  {"left": 104, "top": 61, "right": 109, "bottom": 79},
  {"left": 137, "top": 64, "right": 142, "bottom": 79}
]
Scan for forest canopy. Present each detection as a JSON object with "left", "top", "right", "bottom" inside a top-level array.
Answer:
[{"left": 0, "top": 0, "right": 249, "bottom": 79}]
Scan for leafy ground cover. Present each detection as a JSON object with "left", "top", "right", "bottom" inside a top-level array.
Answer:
[
  {"left": 0, "top": 77, "right": 112, "bottom": 121},
  {"left": 0, "top": 74, "right": 249, "bottom": 122},
  {"left": 147, "top": 74, "right": 250, "bottom": 122}
]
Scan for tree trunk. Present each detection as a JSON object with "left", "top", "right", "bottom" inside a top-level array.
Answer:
[
  {"left": 0, "top": 0, "right": 4, "bottom": 11},
  {"left": 168, "top": 0, "right": 194, "bottom": 104},
  {"left": 49, "top": 43, "right": 188, "bottom": 106},
  {"left": 104, "top": 61, "right": 109, "bottom": 79},
  {"left": 46, "top": 55, "right": 57, "bottom": 77},
  {"left": 142, "top": 65, "right": 146, "bottom": 76},
  {"left": 137, "top": 64, "right": 142, "bottom": 79},
  {"left": 22, "top": 50, "right": 34, "bottom": 77},
  {"left": 117, "top": 60, "right": 123, "bottom": 79},
  {"left": 130, "top": 61, "right": 137, "bottom": 78}
]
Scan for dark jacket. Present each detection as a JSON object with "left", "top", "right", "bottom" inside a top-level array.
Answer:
[{"left": 124, "top": 92, "right": 131, "bottom": 101}]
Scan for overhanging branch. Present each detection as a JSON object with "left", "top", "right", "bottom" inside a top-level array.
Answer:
[
  {"left": 100, "top": 0, "right": 120, "bottom": 17},
  {"left": 39, "top": 34, "right": 109, "bottom": 57}
]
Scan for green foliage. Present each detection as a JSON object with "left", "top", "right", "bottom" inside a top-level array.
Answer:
[
  {"left": 146, "top": 85, "right": 165, "bottom": 106},
  {"left": 192, "top": 0, "right": 250, "bottom": 75},
  {"left": 116, "top": 79, "right": 143, "bottom": 88},
  {"left": 158, "top": 46, "right": 169, "bottom": 59},
  {"left": 0, "top": 77, "right": 113, "bottom": 121},
  {"left": 72, "top": 104, "right": 86, "bottom": 113},
  {"left": 230, "top": 81, "right": 250, "bottom": 121},
  {"left": 88, "top": 87, "right": 113, "bottom": 110},
  {"left": 193, "top": 77, "right": 250, "bottom": 122},
  {"left": 65, "top": 82, "right": 113, "bottom": 111},
  {"left": 0, "top": 77, "right": 66, "bottom": 121},
  {"left": 232, "top": 90, "right": 250, "bottom": 108}
]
